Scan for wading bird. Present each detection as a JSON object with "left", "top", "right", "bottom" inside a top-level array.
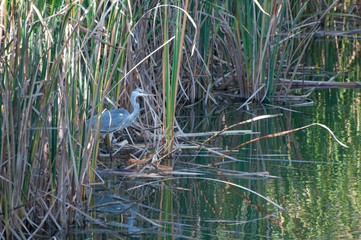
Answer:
[
  {"left": 86, "top": 88, "right": 154, "bottom": 160},
  {"left": 87, "top": 88, "right": 155, "bottom": 134}
]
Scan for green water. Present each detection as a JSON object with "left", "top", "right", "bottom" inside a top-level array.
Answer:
[
  {"left": 274, "top": 89, "right": 361, "bottom": 239},
  {"left": 66, "top": 88, "right": 360, "bottom": 239},
  {"left": 174, "top": 89, "right": 360, "bottom": 239},
  {"left": 156, "top": 88, "right": 361, "bottom": 239}
]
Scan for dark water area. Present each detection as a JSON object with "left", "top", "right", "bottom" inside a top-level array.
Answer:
[{"left": 64, "top": 37, "right": 361, "bottom": 239}]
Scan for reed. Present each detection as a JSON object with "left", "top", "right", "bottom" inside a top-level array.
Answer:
[
  {"left": 196, "top": 0, "right": 310, "bottom": 103},
  {"left": 0, "top": 0, "right": 157, "bottom": 236}
]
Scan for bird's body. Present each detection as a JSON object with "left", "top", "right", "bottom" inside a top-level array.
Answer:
[
  {"left": 87, "top": 108, "right": 131, "bottom": 134},
  {"left": 86, "top": 88, "right": 154, "bottom": 134}
]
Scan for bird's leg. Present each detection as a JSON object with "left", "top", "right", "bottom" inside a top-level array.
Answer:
[{"left": 106, "top": 133, "right": 114, "bottom": 167}]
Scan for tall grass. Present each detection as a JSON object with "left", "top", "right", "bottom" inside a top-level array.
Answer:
[
  {"left": 0, "top": 0, "right": 343, "bottom": 237},
  {"left": 193, "top": 0, "right": 310, "bottom": 103},
  {"left": 0, "top": 0, "right": 152, "bottom": 236}
]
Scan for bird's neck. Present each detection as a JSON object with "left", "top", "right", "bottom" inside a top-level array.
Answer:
[
  {"left": 129, "top": 93, "right": 141, "bottom": 123},
  {"left": 129, "top": 102, "right": 140, "bottom": 119}
]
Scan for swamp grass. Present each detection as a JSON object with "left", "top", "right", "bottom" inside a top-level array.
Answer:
[{"left": 0, "top": 0, "right": 359, "bottom": 238}]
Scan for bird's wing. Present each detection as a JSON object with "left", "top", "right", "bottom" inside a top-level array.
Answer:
[
  {"left": 100, "top": 109, "right": 130, "bottom": 133},
  {"left": 112, "top": 108, "right": 129, "bottom": 116},
  {"left": 86, "top": 109, "right": 132, "bottom": 133}
]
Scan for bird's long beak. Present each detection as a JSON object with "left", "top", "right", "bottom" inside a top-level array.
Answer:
[{"left": 142, "top": 90, "right": 155, "bottom": 96}]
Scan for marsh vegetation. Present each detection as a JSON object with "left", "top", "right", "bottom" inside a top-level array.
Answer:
[{"left": 0, "top": 0, "right": 360, "bottom": 238}]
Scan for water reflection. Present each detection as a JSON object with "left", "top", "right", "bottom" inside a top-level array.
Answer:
[{"left": 63, "top": 86, "right": 361, "bottom": 239}]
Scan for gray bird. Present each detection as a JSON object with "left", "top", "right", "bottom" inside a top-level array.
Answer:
[{"left": 87, "top": 88, "right": 155, "bottom": 134}]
